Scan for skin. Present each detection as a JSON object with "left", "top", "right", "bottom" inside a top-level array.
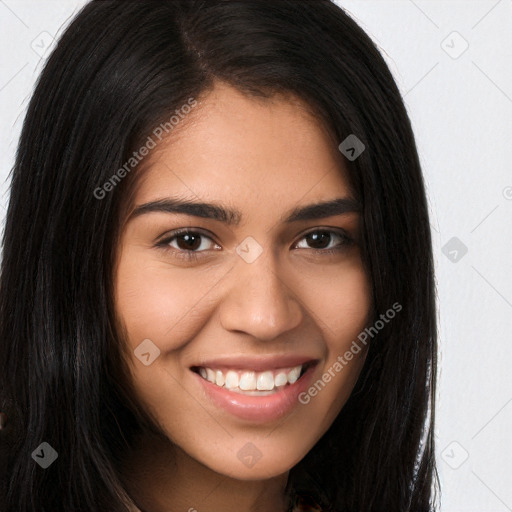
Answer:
[{"left": 114, "top": 81, "right": 372, "bottom": 512}]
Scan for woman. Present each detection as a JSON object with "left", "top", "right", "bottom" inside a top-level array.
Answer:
[{"left": 0, "top": 1, "right": 438, "bottom": 511}]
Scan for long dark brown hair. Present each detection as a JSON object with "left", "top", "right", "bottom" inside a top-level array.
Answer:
[{"left": 0, "top": 1, "right": 438, "bottom": 510}]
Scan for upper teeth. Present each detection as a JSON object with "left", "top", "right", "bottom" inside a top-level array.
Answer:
[{"left": 198, "top": 365, "right": 303, "bottom": 392}]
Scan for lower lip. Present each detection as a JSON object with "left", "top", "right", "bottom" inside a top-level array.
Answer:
[{"left": 191, "top": 364, "right": 317, "bottom": 423}]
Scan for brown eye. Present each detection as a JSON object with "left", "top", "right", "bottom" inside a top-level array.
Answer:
[
  {"left": 156, "top": 229, "right": 221, "bottom": 260},
  {"left": 295, "top": 229, "right": 353, "bottom": 251},
  {"left": 304, "top": 231, "right": 332, "bottom": 249},
  {"left": 174, "top": 233, "right": 202, "bottom": 251}
]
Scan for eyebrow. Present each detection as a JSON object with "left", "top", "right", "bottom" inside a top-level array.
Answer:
[{"left": 129, "top": 196, "right": 361, "bottom": 225}]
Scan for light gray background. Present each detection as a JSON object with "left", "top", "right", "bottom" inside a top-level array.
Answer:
[{"left": 1, "top": 1, "right": 511, "bottom": 510}]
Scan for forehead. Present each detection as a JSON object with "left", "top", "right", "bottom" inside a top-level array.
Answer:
[{"left": 132, "top": 81, "right": 353, "bottom": 211}]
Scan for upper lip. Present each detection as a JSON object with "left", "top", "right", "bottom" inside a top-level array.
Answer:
[{"left": 190, "top": 354, "right": 319, "bottom": 372}]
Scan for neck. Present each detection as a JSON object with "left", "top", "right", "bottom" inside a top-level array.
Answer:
[{"left": 119, "top": 431, "right": 290, "bottom": 512}]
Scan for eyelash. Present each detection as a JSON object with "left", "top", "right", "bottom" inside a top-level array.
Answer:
[{"left": 156, "top": 227, "right": 354, "bottom": 262}]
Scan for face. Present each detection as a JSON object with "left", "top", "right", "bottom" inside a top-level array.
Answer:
[{"left": 114, "top": 81, "right": 372, "bottom": 480}]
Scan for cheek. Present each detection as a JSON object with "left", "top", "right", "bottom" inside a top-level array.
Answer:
[
  {"left": 114, "top": 253, "right": 226, "bottom": 351},
  {"left": 328, "top": 265, "right": 372, "bottom": 342},
  {"left": 113, "top": 253, "right": 223, "bottom": 437},
  {"left": 296, "top": 256, "right": 372, "bottom": 337},
  {"left": 293, "top": 260, "right": 372, "bottom": 420}
]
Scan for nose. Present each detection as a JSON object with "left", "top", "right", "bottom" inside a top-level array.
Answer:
[{"left": 218, "top": 245, "right": 304, "bottom": 341}]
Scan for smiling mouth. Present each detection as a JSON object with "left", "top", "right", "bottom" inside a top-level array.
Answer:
[{"left": 191, "top": 362, "right": 314, "bottom": 396}]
